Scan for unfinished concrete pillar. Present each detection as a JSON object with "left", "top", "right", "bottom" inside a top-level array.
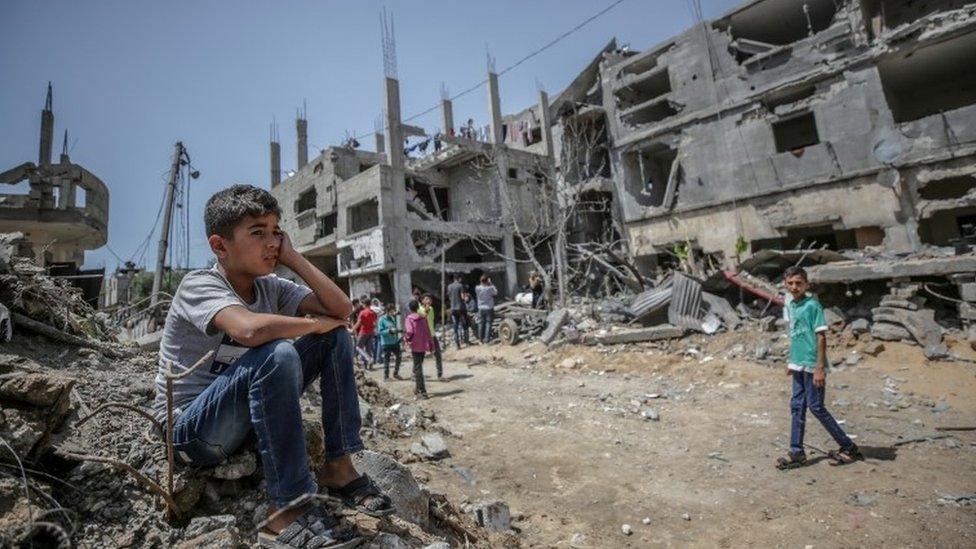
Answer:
[
  {"left": 296, "top": 115, "right": 308, "bottom": 169},
  {"left": 486, "top": 71, "right": 518, "bottom": 295},
  {"left": 39, "top": 82, "right": 53, "bottom": 166},
  {"left": 487, "top": 72, "right": 504, "bottom": 144},
  {"left": 441, "top": 99, "right": 454, "bottom": 136},
  {"left": 270, "top": 140, "right": 281, "bottom": 187},
  {"left": 538, "top": 90, "right": 554, "bottom": 159},
  {"left": 383, "top": 76, "right": 413, "bottom": 307}
]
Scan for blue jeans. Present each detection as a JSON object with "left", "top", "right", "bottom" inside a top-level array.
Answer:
[
  {"left": 478, "top": 308, "right": 494, "bottom": 342},
  {"left": 790, "top": 370, "right": 853, "bottom": 455},
  {"left": 450, "top": 309, "right": 469, "bottom": 348},
  {"left": 171, "top": 330, "right": 364, "bottom": 508}
]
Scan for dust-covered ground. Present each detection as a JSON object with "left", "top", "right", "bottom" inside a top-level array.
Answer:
[{"left": 368, "top": 332, "right": 976, "bottom": 548}]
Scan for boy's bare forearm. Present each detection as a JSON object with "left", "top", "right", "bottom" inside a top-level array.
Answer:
[
  {"left": 816, "top": 333, "right": 827, "bottom": 370},
  {"left": 287, "top": 253, "right": 353, "bottom": 318}
]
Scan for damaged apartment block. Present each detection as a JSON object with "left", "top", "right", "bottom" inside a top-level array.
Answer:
[{"left": 271, "top": 0, "right": 976, "bottom": 308}]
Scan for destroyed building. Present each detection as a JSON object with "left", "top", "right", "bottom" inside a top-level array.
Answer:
[
  {"left": 271, "top": 69, "right": 555, "bottom": 305},
  {"left": 0, "top": 84, "right": 110, "bottom": 304},
  {"left": 272, "top": 0, "right": 976, "bottom": 304}
]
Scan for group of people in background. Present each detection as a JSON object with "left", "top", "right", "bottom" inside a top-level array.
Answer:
[{"left": 347, "top": 271, "right": 544, "bottom": 399}]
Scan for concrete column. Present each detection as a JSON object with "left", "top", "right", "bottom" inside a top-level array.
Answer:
[
  {"left": 39, "top": 83, "right": 53, "bottom": 165},
  {"left": 270, "top": 141, "right": 281, "bottom": 187},
  {"left": 441, "top": 99, "right": 454, "bottom": 136},
  {"left": 538, "top": 90, "right": 554, "bottom": 159},
  {"left": 375, "top": 132, "right": 385, "bottom": 154},
  {"left": 486, "top": 71, "right": 518, "bottom": 294},
  {"left": 384, "top": 77, "right": 413, "bottom": 308},
  {"left": 296, "top": 117, "right": 308, "bottom": 169},
  {"left": 487, "top": 72, "right": 504, "bottom": 144}
]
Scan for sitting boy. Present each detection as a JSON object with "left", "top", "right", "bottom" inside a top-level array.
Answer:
[
  {"left": 152, "top": 184, "right": 392, "bottom": 548},
  {"left": 776, "top": 266, "right": 862, "bottom": 470}
]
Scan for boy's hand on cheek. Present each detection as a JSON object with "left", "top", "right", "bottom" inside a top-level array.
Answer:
[{"left": 277, "top": 231, "right": 301, "bottom": 268}]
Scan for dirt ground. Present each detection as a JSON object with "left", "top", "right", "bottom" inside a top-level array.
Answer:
[{"left": 368, "top": 333, "right": 976, "bottom": 547}]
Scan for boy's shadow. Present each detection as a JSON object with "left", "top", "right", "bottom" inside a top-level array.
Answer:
[
  {"left": 860, "top": 446, "right": 897, "bottom": 461},
  {"left": 438, "top": 374, "right": 473, "bottom": 382},
  {"left": 427, "top": 388, "right": 465, "bottom": 399}
]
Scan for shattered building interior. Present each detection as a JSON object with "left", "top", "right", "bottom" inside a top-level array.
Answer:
[{"left": 271, "top": 0, "right": 976, "bottom": 306}]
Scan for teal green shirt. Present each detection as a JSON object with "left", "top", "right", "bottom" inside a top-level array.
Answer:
[
  {"left": 377, "top": 315, "right": 400, "bottom": 347},
  {"left": 786, "top": 294, "right": 828, "bottom": 372}
]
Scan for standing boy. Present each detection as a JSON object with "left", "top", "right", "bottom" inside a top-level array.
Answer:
[
  {"left": 418, "top": 293, "right": 443, "bottom": 379},
  {"left": 377, "top": 304, "right": 402, "bottom": 380},
  {"left": 447, "top": 274, "right": 469, "bottom": 348},
  {"left": 776, "top": 266, "right": 862, "bottom": 470},
  {"left": 351, "top": 299, "right": 377, "bottom": 369},
  {"left": 153, "top": 185, "right": 392, "bottom": 548},
  {"left": 403, "top": 299, "right": 433, "bottom": 399},
  {"left": 475, "top": 275, "right": 497, "bottom": 343}
]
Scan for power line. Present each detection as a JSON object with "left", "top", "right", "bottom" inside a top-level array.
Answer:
[{"left": 352, "top": 0, "right": 627, "bottom": 141}]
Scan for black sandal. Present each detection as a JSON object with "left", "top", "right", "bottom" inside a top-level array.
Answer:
[
  {"left": 775, "top": 452, "right": 808, "bottom": 470},
  {"left": 828, "top": 445, "right": 863, "bottom": 466},
  {"left": 257, "top": 505, "right": 361, "bottom": 548},
  {"left": 328, "top": 474, "right": 395, "bottom": 518}
]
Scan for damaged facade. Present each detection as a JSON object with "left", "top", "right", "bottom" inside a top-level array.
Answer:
[{"left": 272, "top": 0, "right": 976, "bottom": 304}]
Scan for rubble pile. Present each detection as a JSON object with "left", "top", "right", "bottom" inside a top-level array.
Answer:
[{"left": 0, "top": 250, "right": 506, "bottom": 547}]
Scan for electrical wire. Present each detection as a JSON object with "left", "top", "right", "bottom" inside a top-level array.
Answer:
[{"left": 350, "top": 0, "right": 628, "bottom": 141}]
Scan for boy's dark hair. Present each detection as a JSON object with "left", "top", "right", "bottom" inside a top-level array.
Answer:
[
  {"left": 352, "top": 298, "right": 361, "bottom": 306},
  {"left": 385, "top": 303, "right": 396, "bottom": 313},
  {"left": 422, "top": 293, "right": 433, "bottom": 300},
  {"left": 205, "top": 184, "right": 281, "bottom": 238},
  {"left": 480, "top": 275, "right": 489, "bottom": 284},
  {"left": 783, "top": 266, "right": 808, "bottom": 281},
  {"left": 408, "top": 299, "right": 419, "bottom": 312},
  {"left": 454, "top": 274, "right": 462, "bottom": 281}
]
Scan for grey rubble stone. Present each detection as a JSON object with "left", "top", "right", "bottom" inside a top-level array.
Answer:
[
  {"left": 353, "top": 450, "right": 429, "bottom": 527},
  {"left": 581, "top": 325, "right": 684, "bottom": 345},
  {"left": 184, "top": 514, "right": 237, "bottom": 539},
  {"left": 960, "top": 302, "right": 976, "bottom": 321},
  {"left": 923, "top": 344, "right": 950, "bottom": 360},
  {"left": 850, "top": 492, "right": 878, "bottom": 507},
  {"left": 870, "top": 306, "right": 942, "bottom": 347},
  {"left": 861, "top": 341, "right": 885, "bottom": 356},
  {"left": 960, "top": 282, "right": 976, "bottom": 302},
  {"left": 410, "top": 433, "right": 448, "bottom": 459},
  {"left": 879, "top": 296, "right": 918, "bottom": 310},
  {"left": 870, "top": 322, "right": 912, "bottom": 342},
  {"left": 360, "top": 401, "right": 375, "bottom": 427},
  {"left": 0, "top": 372, "right": 74, "bottom": 408},
  {"left": 844, "top": 353, "right": 861, "bottom": 366},
  {"left": 368, "top": 533, "right": 410, "bottom": 549},
  {"left": 642, "top": 410, "right": 660, "bottom": 421},
  {"left": 622, "top": 524, "right": 633, "bottom": 536},
  {"left": 423, "top": 543, "right": 451, "bottom": 549},
  {"left": 540, "top": 309, "right": 570, "bottom": 345},
  {"left": 850, "top": 318, "right": 870, "bottom": 335},
  {"left": 471, "top": 500, "right": 511, "bottom": 533},
  {"left": 211, "top": 451, "right": 257, "bottom": 480},
  {"left": 759, "top": 316, "right": 777, "bottom": 332},
  {"left": 754, "top": 343, "right": 770, "bottom": 360},
  {"left": 176, "top": 528, "right": 239, "bottom": 549},
  {"left": 824, "top": 307, "right": 846, "bottom": 326}
]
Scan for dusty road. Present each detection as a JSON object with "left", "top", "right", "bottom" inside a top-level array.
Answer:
[{"left": 367, "top": 335, "right": 976, "bottom": 547}]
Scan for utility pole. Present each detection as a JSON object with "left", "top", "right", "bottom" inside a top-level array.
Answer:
[{"left": 151, "top": 142, "right": 184, "bottom": 307}]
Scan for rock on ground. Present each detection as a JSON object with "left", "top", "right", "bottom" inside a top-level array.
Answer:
[{"left": 353, "top": 450, "right": 429, "bottom": 527}]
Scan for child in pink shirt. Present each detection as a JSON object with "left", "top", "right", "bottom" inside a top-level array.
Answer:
[{"left": 403, "top": 299, "right": 434, "bottom": 399}]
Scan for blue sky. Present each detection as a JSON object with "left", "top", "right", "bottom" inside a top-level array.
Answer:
[{"left": 0, "top": 0, "right": 738, "bottom": 271}]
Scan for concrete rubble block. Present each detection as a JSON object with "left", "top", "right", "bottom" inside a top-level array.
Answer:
[
  {"left": 968, "top": 325, "right": 976, "bottom": 352},
  {"left": 959, "top": 302, "right": 976, "bottom": 321},
  {"left": 923, "top": 344, "right": 950, "bottom": 360},
  {"left": 423, "top": 543, "right": 451, "bottom": 549},
  {"left": 0, "top": 407, "right": 48, "bottom": 456},
  {"left": 353, "top": 450, "right": 429, "bottom": 527},
  {"left": 850, "top": 318, "right": 870, "bottom": 335},
  {"left": 880, "top": 296, "right": 919, "bottom": 310},
  {"left": 540, "top": 309, "right": 570, "bottom": 345},
  {"left": 410, "top": 433, "right": 449, "bottom": 460},
  {"left": 759, "top": 316, "right": 777, "bottom": 332},
  {"left": 870, "top": 322, "right": 912, "bottom": 342},
  {"left": 184, "top": 514, "right": 237, "bottom": 539},
  {"left": 581, "top": 325, "right": 685, "bottom": 345},
  {"left": 211, "top": 451, "right": 257, "bottom": 480},
  {"left": 388, "top": 403, "right": 423, "bottom": 430},
  {"left": 176, "top": 527, "right": 240, "bottom": 549},
  {"left": 861, "top": 341, "right": 885, "bottom": 356},
  {"left": 960, "top": 283, "right": 976, "bottom": 303},
  {"left": 0, "top": 372, "right": 75, "bottom": 409},
  {"left": 471, "top": 500, "right": 511, "bottom": 533},
  {"left": 825, "top": 307, "right": 846, "bottom": 327},
  {"left": 368, "top": 532, "right": 410, "bottom": 549},
  {"left": 871, "top": 306, "right": 942, "bottom": 347},
  {"left": 701, "top": 292, "right": 740, "bottom": 329}
]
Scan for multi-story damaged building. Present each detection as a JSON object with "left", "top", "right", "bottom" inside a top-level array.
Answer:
[
  {"left": 272, "top": 68, "right": 557, "bottom": 305},
  {"left": 273, "top": 0, "right": 976, "bottom": 303},
  {"left": 597, "top": 0, "right": 976, "bottom": 267},
  {"left": 0, "top": 84, "right": 110, "bottom": 301}
]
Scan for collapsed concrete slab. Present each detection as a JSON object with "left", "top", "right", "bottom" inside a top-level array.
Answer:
[{"left": 581, "top": 325, "right": 685, "bottom": 345}]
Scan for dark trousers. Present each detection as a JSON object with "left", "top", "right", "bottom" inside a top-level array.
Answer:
[
  {"left": 790, "top": 370, "right": 854, "bottom": 455},
  {"left": 411, "top": 352, "right": 427, "bottom": 394},
  {"left": 478, "top": 308, "right": 494, "bottom": 342},
  {"left": 171, "top": 330, "right": 362, "bottom": 508},
  {"left": 450, "top": 309, "right": 469, "bottom": 348},
  {"left": 382, "top": 344, "right": 401, "bottom": 378},
  {"left": 432, "top": 338, "right": 443, "bottom": 377}
]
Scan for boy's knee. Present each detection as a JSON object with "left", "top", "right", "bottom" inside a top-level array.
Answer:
[{"left": 251, "top": 339, "right": 301, "bottom": 383}]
